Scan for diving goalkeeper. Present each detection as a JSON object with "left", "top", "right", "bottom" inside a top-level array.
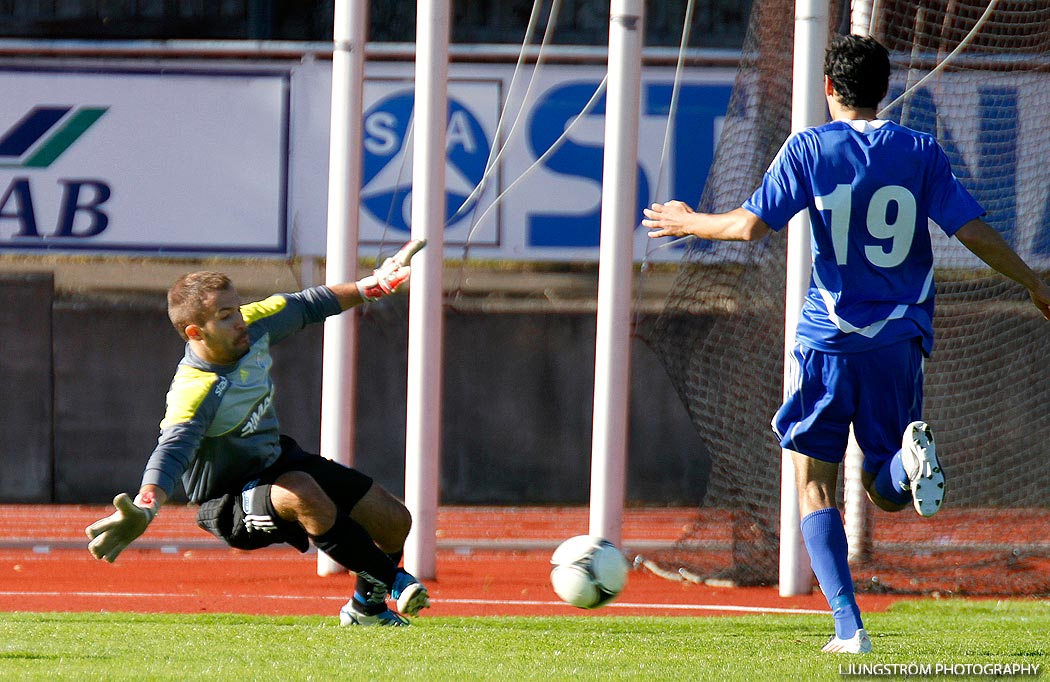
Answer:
[{"left": 86, "top": 240, "right": 430, "bottom": 627}]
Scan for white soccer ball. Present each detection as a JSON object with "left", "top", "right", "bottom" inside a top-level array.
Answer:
[{"left": 549, "top": 535, "right": 629, "bottom": 609}]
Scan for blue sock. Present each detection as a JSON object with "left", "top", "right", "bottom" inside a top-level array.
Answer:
[
  {"left": 801, "top": 508, "right": 864, "bottom": 639},
  {"left": 873, "top": 451, "right": 911, "bottom": 505}
]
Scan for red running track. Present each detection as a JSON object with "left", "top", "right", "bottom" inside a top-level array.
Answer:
[{"left": 0, "top": 505, "right": 903, "bottom": 619}]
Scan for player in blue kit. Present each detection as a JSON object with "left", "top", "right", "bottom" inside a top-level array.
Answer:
[
  {"left": 643, "top": 35, "right": 1050, "bottom": 653},
  {"left": 85, "top": 240, "right": 431, "bottom": 627}
]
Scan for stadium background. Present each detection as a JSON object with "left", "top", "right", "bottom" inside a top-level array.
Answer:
[
  {"left": 0, "top": 1, "right": 750, "bottom": 47},
  {"left": 0, "top": 0, "right": 750, "bottom": 506},
  {"left": 2, "top": 0, "right": 1049, "bottom": 599}
]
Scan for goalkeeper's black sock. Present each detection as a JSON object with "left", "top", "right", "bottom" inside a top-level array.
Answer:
[{"left": 311, "top": 515, "right": 397, "bottom": 615}]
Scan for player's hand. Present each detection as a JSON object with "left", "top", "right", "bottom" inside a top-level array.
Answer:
[
  {"left": 85, "top": 492, "right": 158, "bottom": 563},
  {"left": 356, "top": 239, "right": 427, "bottom": 302},
  {"left": 642, "top": 201, "right": 696, "bottom": 239}
]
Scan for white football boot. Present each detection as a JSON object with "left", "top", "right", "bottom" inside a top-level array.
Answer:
[
  {"left": 901, "top": 421, "right": 945, "bottom": 517},
  {"left": 392, "top": 569, "right": 431, "bottom": 617},
  {"left": 822, "top": 628, "right": 873, "bottom": 654}
]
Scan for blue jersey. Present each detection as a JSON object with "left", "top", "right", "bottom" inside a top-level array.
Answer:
[{"left": 743, "top": 119, "right": 984, "bottom": 354}]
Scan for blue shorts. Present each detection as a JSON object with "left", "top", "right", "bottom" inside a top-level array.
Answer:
[{"left": 772, "top": 338, "right": 924, "bottom": 472}]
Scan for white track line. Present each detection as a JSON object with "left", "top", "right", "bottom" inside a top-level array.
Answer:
[
  {"left": 0, "top": 591, "right": 825, "bottom": 615},
  {"left": 443, "top": 598, "right": 826, "bottom": 615}
]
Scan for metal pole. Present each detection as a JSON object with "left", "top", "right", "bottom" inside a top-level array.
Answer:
[
  {"left": 588, "top": 0, "right": 644, "bottom": 546},
  {"left": 318, "top": 0, "right": 367, "bottom": 575},
  {"left": 843, "top": 0, "right": 876, "bottom": 567},
  {"left": 404, "top": 0, "right": 449, "bottom": 581},
  {"left": 779, "top": 0, "right": 829, "bottom": 597}
]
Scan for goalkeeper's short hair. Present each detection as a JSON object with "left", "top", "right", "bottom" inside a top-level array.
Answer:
[{"left": 167, "top": 271, "right": 234, "bottom": 340}]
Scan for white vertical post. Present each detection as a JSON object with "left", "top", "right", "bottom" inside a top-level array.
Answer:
[
  {"left": 778, "top": 0, "right": 829, "bottom": 597},
  {"left": 588, "top": 0, "right": 644, "bottom": 546},
  {"left": 404, "top": 0, "right": 449, "bottom": 581},
  {"left": 318, "top": 0, "right": 367, "bottom": 576},
  {"left": 843, "top": 0, "right": 876, "bottom": 564},
  {"left": 850, "top": 0, "right": 878, "bottom": 37},
  {"left": 843, "top": 427, "right": 873, "bottom": 563}
]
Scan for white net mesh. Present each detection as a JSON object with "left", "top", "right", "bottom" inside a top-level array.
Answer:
[{"left": 640, "top": 0, "right": 1050, "bottom": 595}]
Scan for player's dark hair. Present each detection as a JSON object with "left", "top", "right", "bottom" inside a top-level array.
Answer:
[
  {"left": 824, "top": 35, "right": 890, "bottom": 109},
  {"left": 167, "top": 271, "right": 233, "bottom": 340}
]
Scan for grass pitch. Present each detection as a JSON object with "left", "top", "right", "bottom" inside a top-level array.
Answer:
[{"left": 0, "top": 600, "right": 1045, "bottom": 681}]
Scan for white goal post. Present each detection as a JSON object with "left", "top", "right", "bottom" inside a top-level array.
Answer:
[
  {"left": 842, "top": 0, "right": 877, "bottom": 569},
  {"left": 779, "top": 0, "right": 884, "bottom": 597},
  {"left": 318, "top": 0, "right": 368, "bottom": 577},
  {"left": 777, "top": 0, "right": 830, "bottom": 598}
]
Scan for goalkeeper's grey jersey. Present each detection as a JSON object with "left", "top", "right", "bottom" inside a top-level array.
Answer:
[{"left": 140, "top": 286, "right": 342, "bottom": 503}]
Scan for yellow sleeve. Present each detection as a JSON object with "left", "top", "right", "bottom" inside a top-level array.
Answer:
[
  {"left": 241, "top": 295, "right": 288, "bottom": 325},
  {"left": 159, "top": 365, "right": 220, "bottom": 430}
]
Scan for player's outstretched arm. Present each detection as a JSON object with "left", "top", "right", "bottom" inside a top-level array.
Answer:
[
  {"left": 642, "top": 203, "right": 770, "bottom": 242},
  {"left": 328, "top": 238, "right": 428, "bottom": 310},
  {"left": 955, "top": 219, "right": 1050, "bottom": 320},
  {"left": 85, "top": 486, "right": 166, "bottom": 563}
]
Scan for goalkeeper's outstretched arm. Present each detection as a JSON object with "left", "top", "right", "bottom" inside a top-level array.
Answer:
[
  {"left": 85, "top": 484, "right": 167, "bottom": 563},
  {"left": 329, "top": 238, "right": 427, "bottom": 309}
]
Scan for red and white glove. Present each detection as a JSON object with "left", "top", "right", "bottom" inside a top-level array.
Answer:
[
  {"left": 85, "top": 492, "right": 159, "bottom": 563},
  {"left": 356, "top": 239, "right": 427, "bottom": 302}
]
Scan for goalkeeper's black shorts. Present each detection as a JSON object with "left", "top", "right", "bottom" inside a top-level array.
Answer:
[{"left": 195, "top": 435, "right": 374, "bottom": 552}]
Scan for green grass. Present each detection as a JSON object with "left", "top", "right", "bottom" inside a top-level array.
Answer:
[{"left": 0, "top": 600, "right": 1046, "bottom": 681}]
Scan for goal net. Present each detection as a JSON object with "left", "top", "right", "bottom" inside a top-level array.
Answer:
[{"left": 639, "top": 0, "right": 1050, "bottom": 595}]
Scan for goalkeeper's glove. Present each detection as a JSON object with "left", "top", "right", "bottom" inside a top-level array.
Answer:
[
  {"left": 356, "top": 239, "right": 427, "bottom": 302},
  {"left": 85, "top": 492, "right": 159, "bottom": 563}
]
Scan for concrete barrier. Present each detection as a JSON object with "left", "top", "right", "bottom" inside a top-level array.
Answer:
[
  {"left": 0, "top": 273, "right": 54, "bottom": 502},
  {"left": 27, "top": 289, "right": 709, "bottom": 505}
]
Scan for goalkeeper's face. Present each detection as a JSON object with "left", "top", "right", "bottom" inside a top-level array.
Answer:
[{"left": 187, "top": 286, "right": 250, "bottom": 365}]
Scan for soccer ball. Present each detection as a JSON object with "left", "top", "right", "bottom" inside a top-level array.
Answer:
[{"left": 549, "top": 535, "right": 629, "bottom": 609}]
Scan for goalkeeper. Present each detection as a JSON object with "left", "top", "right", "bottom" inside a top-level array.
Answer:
[
  {"left": 643, "top": 35, "right": 1050, "bottom": 654},
  {"left": 86, "top": 240, "right": 430, "bottom": 627}
]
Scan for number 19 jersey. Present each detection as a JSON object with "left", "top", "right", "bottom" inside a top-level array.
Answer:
[{"left": 743, "top": 119, "right": 984, "bottom": 355}]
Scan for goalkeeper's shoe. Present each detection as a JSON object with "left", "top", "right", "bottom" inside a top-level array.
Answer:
[
  {"left": 391, "top": 569, "right": 430, "bottom": 617},
  {"left": 901, "top": 421, "right": 944, "bottom": 517},
  {"left": 339, "top": 599, "right": 409, "bottom": 627},
  {"left": 822, "top": 628, "right": 872, "bottom": 654}
]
